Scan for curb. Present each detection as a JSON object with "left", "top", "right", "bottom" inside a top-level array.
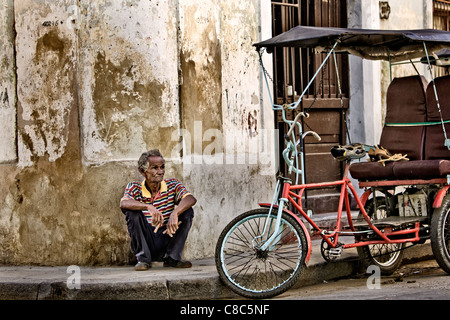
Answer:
[{"left": 0, "top": 242, "right": 433, "bottom": 300}]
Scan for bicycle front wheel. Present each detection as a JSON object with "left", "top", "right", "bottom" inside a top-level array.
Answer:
[{"left": 215, "top": 208, "right": 307, "bottom": 299}]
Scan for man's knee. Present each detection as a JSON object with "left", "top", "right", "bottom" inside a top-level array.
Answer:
[
  {"left": 180, "top": 207, "right": 194, "bottom": 221},
  {"left": 124, "top": 210, "right": 145, "bottom": 224}
]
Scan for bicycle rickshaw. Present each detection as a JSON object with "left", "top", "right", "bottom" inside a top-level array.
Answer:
[{"left": 215, "top": 26, "right": 450, "bottom": 299}]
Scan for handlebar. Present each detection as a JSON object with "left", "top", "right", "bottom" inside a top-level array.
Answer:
[
  {"left": 303, "top": 131, "right": 321, "bottom": 142},
  {"left": 286, "top": 112, "right": 309, "bottom": 137},
  {"left": 282, "top": 112, "right": 321, "bottom": 180},
  {"left": 282, "top": 141, "right": 302, "bottom": 174},
  {"left": 284, "top": 112, "right": 322, "bottom": 142},
  {"left": 284, "top": 112, "right": 321, "bottom": 143}
]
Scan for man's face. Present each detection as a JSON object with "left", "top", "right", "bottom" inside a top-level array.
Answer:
[{"left": 141, "top": 156, "right": 165, "bottom": 183}]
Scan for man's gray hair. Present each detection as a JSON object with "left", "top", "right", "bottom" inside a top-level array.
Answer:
[{"left": 138, "top": 149, "right": 165, "bottom": 173}]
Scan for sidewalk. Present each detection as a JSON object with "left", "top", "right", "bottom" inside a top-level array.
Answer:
[{"left": 0, "top": 239, "right": 434, "bottom": 300}]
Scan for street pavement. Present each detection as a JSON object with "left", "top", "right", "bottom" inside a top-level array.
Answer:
[
  {"left": 274, "top": 259, "right": 450, "bottom": 300},
  {"left": 0, "top": 239, "right": 434, "bottom": 300}
]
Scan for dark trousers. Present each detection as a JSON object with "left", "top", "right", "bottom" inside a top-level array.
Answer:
[{"left": 124, "top": 208, "right": 194, "bottom": 264}]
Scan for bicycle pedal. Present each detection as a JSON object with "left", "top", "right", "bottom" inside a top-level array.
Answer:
[{"left": 329, "top": 247, "right": 343, "bottom": 257}]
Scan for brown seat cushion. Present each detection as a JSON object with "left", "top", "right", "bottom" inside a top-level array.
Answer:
[
  {"left": 350, "top": 160, "right": 450, "bottom": 181},
  {"left": 425, "top": 75, "right": 450, "bottom": 160},
  {"left": 350, "top": 76, "right": 428, "bottom": 181},
  {"left": 349, "top": 161, "right": 396, "bottom": 180},
  {"left": 380, "top": 75, "right": 428, "bottom": 160},
  {"left": 393, "top": 160, "right": 450, "bottom": 179}
]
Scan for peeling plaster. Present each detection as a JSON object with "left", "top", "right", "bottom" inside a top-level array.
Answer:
[
  {"left": 0, "top": 0, "right": 17, "bottom": 163},
  {"left": 15, "top": 1, "right": 77, "bottom": 167},
  {"left": 179, "top": 1, "right": 223, "bottom": 154},
  {"left": 79, "top": 0, "right": 180, "bottom": 164}
]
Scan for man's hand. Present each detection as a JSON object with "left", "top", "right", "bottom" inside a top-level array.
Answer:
[
  {"left": 148, "top": 205, "right": 164, "bottom": 228},
  {"left": 165, "top": 213, "right": 180, "bottom": 237}
]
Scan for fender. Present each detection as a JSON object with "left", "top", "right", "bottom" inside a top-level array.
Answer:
[
  {"left": 360, "top": 189, "right": 372, "bottom": 207},
  {"left": 259, "top": 203, "right": 312, "bottom": 264},
  {"left": 433, "top": 185, "right": 450, "bottom": 208}
]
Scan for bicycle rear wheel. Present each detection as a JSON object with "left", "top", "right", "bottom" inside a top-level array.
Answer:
[
  {"left": 357, "top": 197, "right": 405, "bottom": 275},
  {"left": 215, "top": 208, "right": 307, "bottom": 299}
]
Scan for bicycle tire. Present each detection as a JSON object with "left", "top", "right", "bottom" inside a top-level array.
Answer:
[
  {"left": 431, "top": 194, "right": 450, "bottom": 274},
  {"left": 357, "top": 197, "right": 405, "bottom": 275},
  {"left": 215, "top": 208, "right": 307, "bottom": 299}
]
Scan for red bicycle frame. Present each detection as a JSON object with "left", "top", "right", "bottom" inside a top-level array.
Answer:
[
  {"left": 286, "top": 177, "right": 423, "bottom": 249},
  {"left": 261, "top": 162, "right": 449, "bottom": 253}
]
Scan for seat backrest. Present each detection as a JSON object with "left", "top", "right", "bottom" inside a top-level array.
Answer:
[
  {"left": 425, "top": 75, "right": 450, "bottom": 160},
  {"left": 379, "top": 75, "right": 428, "bottom": 160}
]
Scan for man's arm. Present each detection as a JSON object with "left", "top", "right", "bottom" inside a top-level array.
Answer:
[
  {"left": 120, "top": 198, "right": 164, "bottom": 226},
  {"left": 120, "top": 198, "right": 149, "bottom": 211},
  {"left": 173, "top": 194, "right": 197, "bottom": 216}
]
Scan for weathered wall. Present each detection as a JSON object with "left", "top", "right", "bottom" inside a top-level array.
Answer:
[
  {"left": 0, "top": 0, "right": 275, "bottom": 265},
  {"left": 78, "top": 1, "right": 181, "bottom": 164},
  {"left": 0, "top": 0, "right": 16, "bottom": 164},
  {"left": 178, "top": 1, "right": 276, "bottom": 258}
]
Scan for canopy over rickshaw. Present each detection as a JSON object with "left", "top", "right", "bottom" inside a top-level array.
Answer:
[{"left": 254, "top": 25, "right": 450, "bottom": 61}]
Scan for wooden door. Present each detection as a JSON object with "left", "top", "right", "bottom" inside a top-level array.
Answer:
[{"left": 271, "top": 0, "right": 349, "bottom": 213}]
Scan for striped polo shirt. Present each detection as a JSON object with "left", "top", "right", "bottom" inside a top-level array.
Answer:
[{"left": 121, "top": 178, "right": 191, "bottom": 224}]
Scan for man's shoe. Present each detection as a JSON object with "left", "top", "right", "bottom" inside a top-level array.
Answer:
[
  {"left": 135, "top": 261, "right": 151, "bottom": 271},
  {"left": 163, "top": 256, "right": 192, "bottom": 268}
]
